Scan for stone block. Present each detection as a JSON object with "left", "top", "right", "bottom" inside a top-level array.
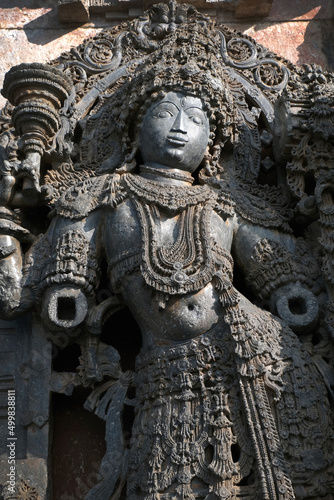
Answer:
[
  {"left": 243, "top": 21, "right": 331, "bottom": 70},
  {"left": 0, "top": 28, "right": 98, "bottom": 110},
  {"left": 269, "top": 0, "right": 333, "bottom": 21},
  {"left": 58, "top": 0, "right": 90, "bottom": 23},
  {"left": 0, "top": 7, "right": 56, "bottom": 30},
  {"left": 0, "top": 0, "right": 54, "bottom": 8},
  {"left": 235, "top": 0, "right": 273, "bottom": 18}
]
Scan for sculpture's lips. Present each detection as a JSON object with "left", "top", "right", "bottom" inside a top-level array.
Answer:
[{"left": 167, "top": 135, "right": 188, "bottom": 146}]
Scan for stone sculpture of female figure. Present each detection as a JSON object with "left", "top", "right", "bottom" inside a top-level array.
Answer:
[{"left": 0, "top": 23, "right": 333, "bottom": 500}]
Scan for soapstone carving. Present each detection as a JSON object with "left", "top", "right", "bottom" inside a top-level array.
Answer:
[{"left": 0, "top": 2, "right": 334, "bottom": 498}]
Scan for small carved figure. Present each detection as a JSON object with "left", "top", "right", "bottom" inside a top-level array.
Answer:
[{"left": 0, "top": 7, "right": 334, "bottom": 500}]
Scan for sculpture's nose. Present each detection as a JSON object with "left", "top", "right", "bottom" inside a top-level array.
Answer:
[{"left": 171, "top": 110, "right": 187, "bottom": 133}]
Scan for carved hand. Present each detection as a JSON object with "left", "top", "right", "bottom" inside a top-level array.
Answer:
[
  {"left": 0, "top": 154, "right": 41, "bottom": 208},
  {"left": 0, "top": 208, "right": 35, "bottom": 318},
  {"left": 0, "top": 170, "right": 16, "bottom": 206},
  {"left": 16, "top": 153, "right": 41, "bottom": 201},
  {"left": 270, "top": 282, "right": 319, "bottom": 334}
]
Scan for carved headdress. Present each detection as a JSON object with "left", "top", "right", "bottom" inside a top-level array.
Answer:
[{"left": 77, "top": 22, "right": 258, "bottom": 179}]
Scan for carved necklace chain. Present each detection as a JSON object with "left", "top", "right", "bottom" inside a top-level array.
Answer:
[
  {"left": 140, "top": 164, "right": 194, "bottom": 184},
  {"left": 151, "top": 203, "right": 203, "bottom": 279},
  {"left": 123, "top": 173, "right": 216, "bottom": 295},
  {"left": 123, "top": 171, "right": 212, "bottom": 210}
]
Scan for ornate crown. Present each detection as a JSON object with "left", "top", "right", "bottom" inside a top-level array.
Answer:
[{"left": 75, "top": 22, "right": 257, "bottom": 180}]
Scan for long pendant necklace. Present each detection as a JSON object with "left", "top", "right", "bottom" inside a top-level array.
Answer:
[{"left": 123, "top": 173, "right": 217, "bottom": 295}]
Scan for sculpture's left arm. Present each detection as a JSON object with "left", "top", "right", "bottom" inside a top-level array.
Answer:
[{"left": 233, "top": 219, "right": 319, "bottom": 333}]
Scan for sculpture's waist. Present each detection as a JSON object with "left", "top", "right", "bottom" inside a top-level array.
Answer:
[{"left": 135, "top": 321, "right": 234, "bottom": 401}]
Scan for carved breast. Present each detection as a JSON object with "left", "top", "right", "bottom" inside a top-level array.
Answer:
[{"left": 103, "top": 195, "right": 235, "bottom": 346}]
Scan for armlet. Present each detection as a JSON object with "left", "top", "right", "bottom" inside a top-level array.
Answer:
[{"left": 246, "top": 238, "right": 310, "bottom": 300}]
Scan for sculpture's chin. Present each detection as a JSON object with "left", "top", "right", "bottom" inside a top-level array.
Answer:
[{"left": 163, "top": 148, "right": 185, "bottom": 164}]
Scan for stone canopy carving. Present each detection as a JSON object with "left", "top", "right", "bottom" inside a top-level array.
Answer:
[{"left": 0, "top": 1, "right": 334, "bottom": 499}]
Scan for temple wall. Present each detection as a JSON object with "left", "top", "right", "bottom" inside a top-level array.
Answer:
[{"left": 0, "top": 0, "right": 333, "bottom": 109}]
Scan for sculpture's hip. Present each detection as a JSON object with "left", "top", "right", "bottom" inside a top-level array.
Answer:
[{"left": 126, "top": 311, "right": 334, "bottom": 500}]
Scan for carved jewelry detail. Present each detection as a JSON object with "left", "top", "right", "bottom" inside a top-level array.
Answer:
[
  {"left": 42, "top": 229, "right": 99, "bottom": 293},
  {"left": 140, "top": 164, "right": 194, "bottom": 183},
  {"left": 246, "top": 238, "right": 311, "bottom": 301},
  {"left": 123, "top": 173, "right": 233, "bottom": 296},
  {"left": 123, "top": 173, "right": 211, "bottom": 210}
]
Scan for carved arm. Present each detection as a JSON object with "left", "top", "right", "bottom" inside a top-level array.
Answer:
[
  {"left": 233, "top": 221, "right": 319, "bottom": 333},
  {"left": 40, "top": 211, "right": 103, "bottom": 330},
  {"left": 0, "top": 209, "right": 34, "bottom": 319}
]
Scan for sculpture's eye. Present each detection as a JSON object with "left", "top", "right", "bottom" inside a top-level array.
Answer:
[
  {"left": 154, "top": 109, "right": 174, "bottom": 119},
  {"left": 188, "top": 114, "right": 203, "bottom": 125},
  {"left": 185, "top": 108, "right": 206, "bottom": 126}
]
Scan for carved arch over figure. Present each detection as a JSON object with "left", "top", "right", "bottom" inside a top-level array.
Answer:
[{"left": 1, "top": 2, "right": 334, "bottom": 499}]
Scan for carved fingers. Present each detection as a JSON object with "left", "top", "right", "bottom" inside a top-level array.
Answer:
[{"left": 0, "top": 154, "right": 42, "bottom": 207}]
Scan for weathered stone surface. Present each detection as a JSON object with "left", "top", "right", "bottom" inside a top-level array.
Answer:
[
  {"left": 242, "top": 21, "right": 331, "bottom": 70},
  {"left": 0, "top": 28, "right": 100, "bottom": 109},
  {"left": 0, "top": 0, "right": 333, "bottom": 110},
  {"left": 1, "top": 4, "right": 334, "bottom": 498},
  {"left": 269, "top": 0, "right": 333, "bottom": 21},
  {"left": 235, "top": 0, "right": 273, "bottom": 18},
  {"left": 0, "top": 7, "right": 56, "bottom": 30},
  {"left": 57, "top": 0, "right": 245, "bottom": 24}
]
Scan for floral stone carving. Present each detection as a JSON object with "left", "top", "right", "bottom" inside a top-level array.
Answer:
[{"left": 0, "top": 2, "right": 334, "bottom": 499}]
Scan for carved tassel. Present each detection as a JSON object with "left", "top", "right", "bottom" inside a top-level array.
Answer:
[{"left": 213, "top": 273, "right": 239, "bottom": 308}]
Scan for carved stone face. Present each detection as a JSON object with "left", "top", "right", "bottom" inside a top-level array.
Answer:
[{"left": 140, "top": 91, "right": 210, "bottom": 173}]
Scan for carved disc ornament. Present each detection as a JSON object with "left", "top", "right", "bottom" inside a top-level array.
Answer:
[{"left": 1, "top": 2, "right": 334, "bottom": 500}]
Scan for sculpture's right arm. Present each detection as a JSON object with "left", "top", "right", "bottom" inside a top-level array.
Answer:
[
  {"left": 0, "top": 207, "right": 103, "bottom": 323},
  {"left": 0, "top": 172, "right": 119, "bottom": 323},
  {"left": 39, "top": 210, "right": 104, "bottom": 330}
]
